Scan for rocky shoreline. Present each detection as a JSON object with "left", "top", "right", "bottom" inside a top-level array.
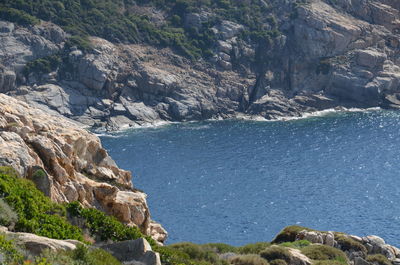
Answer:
[{"left": 1, "top": 0, "right": 400, "bottom": 131}]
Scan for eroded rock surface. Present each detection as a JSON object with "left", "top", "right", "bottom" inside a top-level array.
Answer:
[{"left": 0, "top": 94, "right": 167, "bottom": 243}]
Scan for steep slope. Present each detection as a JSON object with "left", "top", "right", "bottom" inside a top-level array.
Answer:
[
  {"left": 0, "top": 94, "right": 167, "bottom": 243},
  {"left": 0, "top": 0, "right": 399, "bottom": 130}
]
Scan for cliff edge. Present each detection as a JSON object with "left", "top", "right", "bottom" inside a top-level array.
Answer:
[{"left": 0, "top": 93, "right": 167, "bottom": 243}]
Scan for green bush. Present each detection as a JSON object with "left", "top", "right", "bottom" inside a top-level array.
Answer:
[
  {"left": 260, "top": 246, "right": 292, "bottom": 263},
  {"left": 0, "top": 198, "right": 18, "bottom": 228},
  {"left": 39, "top": 244, "right": 122, "bottom": 265},
  {"left": 66, "top": 201, "right": 145, "bottom": 242},
  {"left": 238, "top": 242, "right": 271, "bottom": 254},
  {"left": 366, "top": 254, "right": 392, "bottom": 265},
  {"left": 301, "top": 245, "right": 348, "bottom": 265},
  {"left": 167, "top": 242, "right": 227, "bottom": 265},
  {"left": 230, "top": 254, "right": 270, "bottom": 265},
  {"left": 0, "top": 7, "right": 39, "bottom": 25},
  {"left": 23, "top": 55, "right": 62, "bottom": 76},
  {"left": 280, "top": 240, "right": 311, "bottom": 249},
  {"left": 0, "top": 233, "right": 24, "bottom": 264},
  {"left": 0, "top": 167, "right": 83, "bottom": 241},
  {"left": 202, "top": 242, "right": 237, "bottom": 253}
]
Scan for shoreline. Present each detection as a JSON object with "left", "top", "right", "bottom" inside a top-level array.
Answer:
[{"left": 95, "top": 106, "right": 384, "bottom": 136}]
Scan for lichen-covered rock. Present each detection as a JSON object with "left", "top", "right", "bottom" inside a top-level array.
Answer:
[{"left": 0, "top": 94, "right": 166, "bottom": 243}]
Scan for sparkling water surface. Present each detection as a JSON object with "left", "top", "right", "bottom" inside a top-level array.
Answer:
[{"left": 100, "top": 110, "right": 400, "bottom": 246}]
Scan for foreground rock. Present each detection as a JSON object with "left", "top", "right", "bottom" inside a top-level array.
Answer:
[
  {"left": 0, "top": 226, "right": 78, "bottom": 256},
  {"left": 100, "top": 238, "right": 161, "bottom": 265},
  {"left": 0, "top": 94, "right": 167, "bottom": 243}
]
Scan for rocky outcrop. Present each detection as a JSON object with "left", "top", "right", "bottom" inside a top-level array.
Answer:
[
  {"left": 0, "top": 0, "right": 400, "bottom": 131},
  {"left": 0, "top": 94, "right": 167, "bottom": 243},
  {"left": 289, "top": 228, "right": 400, "bottom": 264},
  {"left": 100, "top": 238, "right": 161, "bottom": 265}
]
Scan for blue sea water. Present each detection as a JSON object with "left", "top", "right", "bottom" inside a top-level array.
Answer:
[{"left": 100, "top": 110, "right": 400, "bottom": 247}]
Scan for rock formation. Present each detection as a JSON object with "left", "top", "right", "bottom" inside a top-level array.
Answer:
[
  {"left": 0, "top": 94, "right": 167, "bottom": 243},
  {"left": 0, "top": 0, "right": 399, "bottom": 130}
]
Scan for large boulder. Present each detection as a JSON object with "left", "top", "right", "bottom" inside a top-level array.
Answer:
[{"left": 100, "top": 238, "right": 161, "bottom": 265}]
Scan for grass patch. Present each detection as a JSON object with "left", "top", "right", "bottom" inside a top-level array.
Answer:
[
  {"left": 366, "top": 254, "right": 392, "bottom": 265},
  {"left": 230, "top": 254, "right": 270, "bottom": 265},
  {"left": 238, "top": 242, "right": 271, "bottom": 254},
  {"left": 202, "top": 242, "right": 237, "bottom": 253},
  {"left": 280, "top": 240, "right": 311, "bottom": 249},
  {"left": 301, "top": 245, "right": 348, "bottom": 265},
  {"left": 260, "top": 246, "right": 292, "bottom": 263}
]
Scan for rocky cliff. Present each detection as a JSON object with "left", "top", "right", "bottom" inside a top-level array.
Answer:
[
  {"left": 0, "top": 94, "right": 167, "bottom": 243},
  {"left": 1, "top": 0, "right": 399, "bottom": 130}
]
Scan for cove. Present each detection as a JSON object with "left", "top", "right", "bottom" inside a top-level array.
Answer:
[{"left": 100, "top": 110, "right": 400, "bottom": 246}]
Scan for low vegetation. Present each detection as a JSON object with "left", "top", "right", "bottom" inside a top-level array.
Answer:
[
  {"left": 301, "top": 245, "right": 348, "bottom": 265},
  {"left": 0, "top": 0, "right": 280, "bottom": 60},
  {"left": 66, "top": 202, "right": 146, "bottom": 243},
  {"left": 280, "top": 240, "right": 311, "bottom": 249},
  {"left": 260, "top": 246, "right": 292, "bottom": 263},
  {"left": 0, "top": 167, "right": 385, "bottom": 265},
  {"left": 366, "top": 254, "right": 392, "bottom": 265},
  {"left": 230, "top": 254, "right": 270, "bottom": 265},
  {"left": 333, "top": 232, "right": 367, "bottom": 255},
  {"left": 0, "top": 167, "right": 83, "bottom": 241}
]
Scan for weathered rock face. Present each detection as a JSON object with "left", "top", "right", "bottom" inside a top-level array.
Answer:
[
  {"left": 100, "top": 238, "right": 161, "bottom": 265},
  {"left": 1, "top": 0, "right": 400, "bottom": 131},
  {"left": 0, "top": 94, "right": 167, "bottom": 243}
]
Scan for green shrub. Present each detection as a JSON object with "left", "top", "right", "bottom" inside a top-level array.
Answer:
[
  {"left": 167, "top": 242, "right": 226, "bottom": 265},
  {"left": 333, "top": 233, "right": 367, "bottom": 254},
  {"left": 0, "top": 233, "right": 24, "bottom": 264},
  {"left": 280, "top": 240, "right": 311, "bottom": 249},
  {"left": 66, "top": 201, "right": 145, "bottom": 243},
  {"left": 202, "top": 242, "right": 237, "bottom": 253},
  {"left": 0, "top": 198, "right": 18, "bottom": 228},
  {"left": 366, "top": 254, "right": 392, "bottom": 265},
  {"left": 0, "top": 167, "right": 83, "bottom": 241},
  {"left": 238, "top": 242, "right": 271, "bottom": 254},
  {"left": 230, "top": 254, "right": 270, "bottom": 265},
  {"left": 39, "top": 244, "right": 122, "bottom": 265},
  {"left": 65, "top": 35, "right": 92, "bottom": 52},
  {"left": 301, "top": 245, "right": 348, "bottom": 265},
  {"left": 260, "top": 246, "right": 292, "bottom": 263},
  {"left": 23, "top": 55, "right": 62, "bottom": 76},
  {"left": 0, "top": 7, "right": 39, "bottom": 25},
  {"left": 272, "top": 226, "right": 314, "bottom": 243}
]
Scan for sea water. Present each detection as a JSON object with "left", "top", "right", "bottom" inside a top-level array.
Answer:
[{"left": 100, "top": 110, "right": 400, "bottom": 246}]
